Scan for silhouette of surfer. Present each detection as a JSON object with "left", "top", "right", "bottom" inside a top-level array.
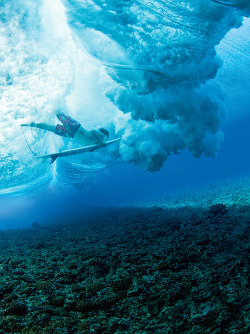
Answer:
[{"left": 21, "top": 111, "right": 109, "bottom": 146}]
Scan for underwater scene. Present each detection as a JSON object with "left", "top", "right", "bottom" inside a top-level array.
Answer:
[{"left": 0, "top": 0, "right": 249, "bottom": 333}]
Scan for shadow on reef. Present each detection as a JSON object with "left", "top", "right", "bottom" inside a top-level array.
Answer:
[{"left": 0, "top": 204, "right": 249, "bottom": 333}]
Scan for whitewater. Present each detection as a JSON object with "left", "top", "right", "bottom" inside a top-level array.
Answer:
[{"left": 0, "top": 0, "right": 249, "bottom": 196}]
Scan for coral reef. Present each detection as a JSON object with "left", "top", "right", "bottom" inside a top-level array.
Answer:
[{"left": 0, "top": 202, "right": 249, "bottom": 333}]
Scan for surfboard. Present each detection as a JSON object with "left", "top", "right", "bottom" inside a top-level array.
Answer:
[{"left": 36, "top": 138, "right": 121, "bottom": 164}]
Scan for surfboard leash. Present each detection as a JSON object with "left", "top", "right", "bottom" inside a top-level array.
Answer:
[{"left": 21, "top": 126, "right": 38, "bottom": 157}]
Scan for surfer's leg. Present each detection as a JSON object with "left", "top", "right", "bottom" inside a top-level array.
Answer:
[
  {"left": 34, "top": 123, "right": 56, "bottom": 133},
  {"left": 21, "top": 122, "right": 56, "bottom": 133}
]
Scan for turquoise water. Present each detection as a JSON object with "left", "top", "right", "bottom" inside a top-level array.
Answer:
[{"left": 0, "top": 0, "right": 249, "bottom": 227}]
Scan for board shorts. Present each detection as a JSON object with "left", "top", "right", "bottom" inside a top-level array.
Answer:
[{"left": 55, "top": 113, "right": 81, "bottom": 138}]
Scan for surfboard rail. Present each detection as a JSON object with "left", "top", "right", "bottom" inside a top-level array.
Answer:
[{"left": 36, "top": 138, "right": 121, "bottom": 164}]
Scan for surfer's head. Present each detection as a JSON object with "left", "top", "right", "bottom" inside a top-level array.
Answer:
[{"left": 99, "top": 128, "right": 109, "bottom": 140}]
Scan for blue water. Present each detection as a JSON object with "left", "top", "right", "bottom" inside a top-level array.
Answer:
[{"left": 0, "top": 0, "right": 249, "bottom": 229}]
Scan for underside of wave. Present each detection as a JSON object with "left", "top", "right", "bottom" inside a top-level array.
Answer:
[
  {"left": 61, "top": 0, "right": 248, "bottom": 172},
  {"left": 51, "top": 155, "right": 110, "bottom": 192}
]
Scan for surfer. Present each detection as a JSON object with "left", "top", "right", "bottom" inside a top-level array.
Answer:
[{"left": 21, "top": 111, "right": 109, "bottom": 146}]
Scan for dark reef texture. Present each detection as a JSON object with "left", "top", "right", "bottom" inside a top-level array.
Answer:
[{"left": 0, "top": 204, "right": 249, "bottom": 333}]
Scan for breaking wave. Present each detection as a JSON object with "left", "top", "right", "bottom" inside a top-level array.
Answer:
[{"left": 0, "top": 0, "right": 249, "bottom": 195}]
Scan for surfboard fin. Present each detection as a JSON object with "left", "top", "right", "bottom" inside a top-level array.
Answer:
[{"left": 50, "top": 156, "right": 57, "bottom": 164}]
